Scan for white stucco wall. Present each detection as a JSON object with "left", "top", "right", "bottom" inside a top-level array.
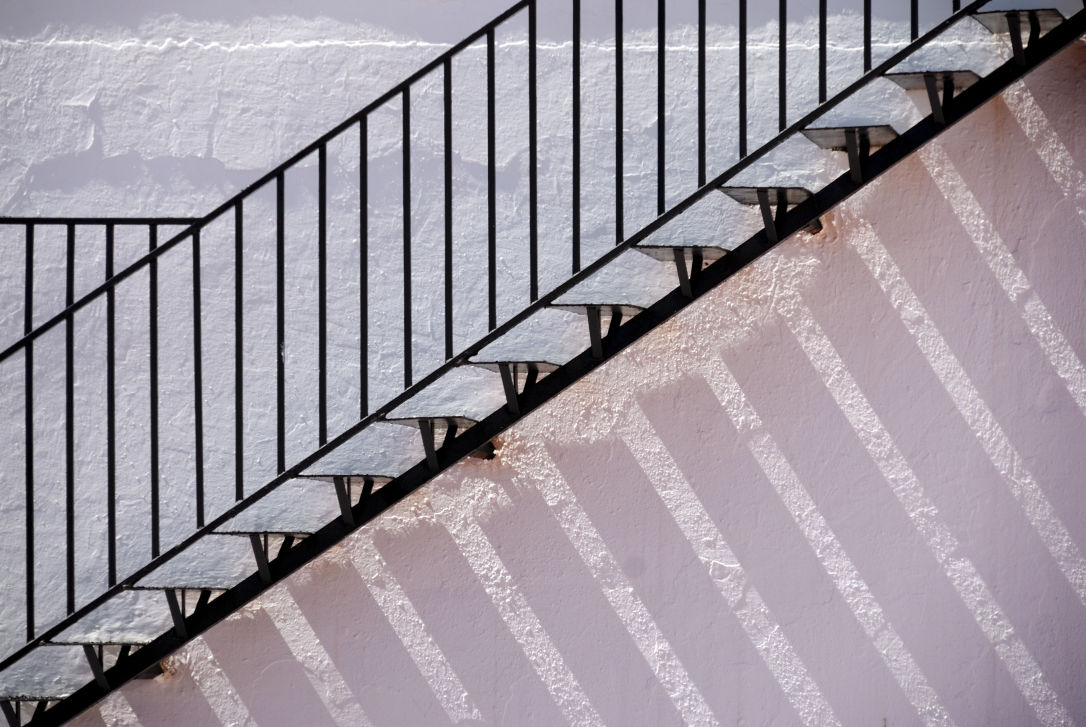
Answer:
[{"left": 2, "top": 0, "right": 1085, "bottom": 723}]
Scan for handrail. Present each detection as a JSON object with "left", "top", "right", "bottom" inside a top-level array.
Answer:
[{"left": 1, "top": 0, "right": 1001, "bottom": 673}]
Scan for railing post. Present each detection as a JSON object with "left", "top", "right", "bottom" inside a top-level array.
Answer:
[
  {"left": 192, "top": 228, "right": 205, "bottom": 527},
  {"left": 444, "top": 58, "right": 454, "bottom": 359},
  {"left": 657, "top": 0, "right": 666, "bottom": 215},
  {"left": 24, "top": 223, "right": 34, "bottom": 641},
  {"left": 105, "top": 223, "right": 116, "bottom": 585},
  {"left": 697, "top": 0, "right": 706, "bottom": 186},
  {"left": 779, "top": 0, "right": 787, "bottom": 131},
  {"left": 65, "top": 223, "right": 75, "bottom": 614},
  {"left": 276, "top": 172, "right": 286, "bottom": 472},
  {"left": 359, "top": 118, "right": 369, "bottom": 418},
  {"left": 402, "top": 88, "right": 413, "bottom": 388},
  {"left": 149, "top": 224, "right": 160, "bottom": 557},
  {"left": 529, "top": 0, "right": 539, "bottom": 301},
  {"left": 864, "top": 0, "right": 872, "bottom": 72},
  {"left": 234, "top": 202, "right": 244, "bottom": 501},
  {"left": 819, "top": 0, "right": 827, "bottom": 103},
  {"left": 739, "top": 0, "right": 747, "bottom": 157},
  {"left": 487, "top": 29, "right": 497, "bottom": 331},
  {"left": 615, "top": 0, "right": 624, "bottom": 244},
  {"left": 318, "top": 143, "right": 328, "bottom": 446},
  {"left": 572, "top": 0, "right": 582, "bottom": 272}
]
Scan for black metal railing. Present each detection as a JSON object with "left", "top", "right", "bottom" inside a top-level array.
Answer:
[{"left": 1, "top": 0, "right": 997, "bottom": 666}]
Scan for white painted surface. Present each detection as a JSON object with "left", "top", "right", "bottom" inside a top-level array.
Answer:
[{"left": 0, "top": 0, "right": 1084, "bottom": 723}]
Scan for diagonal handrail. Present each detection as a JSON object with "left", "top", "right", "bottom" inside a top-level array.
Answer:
[{"left": 0, "top": 0, "right": 1006, "bottom": 672}]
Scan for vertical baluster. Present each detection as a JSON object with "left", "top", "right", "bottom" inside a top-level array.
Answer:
[
  {"left": 657, "top": 0, "right": 666, "bottom": 215},
  {"left": 864, "top": 0, "right": 872, "bottom": 72},
  {"left": 819, "top": 0, "right": 827, "bottom": 103},
  {"left": 529, "top": 0, "right": 539, "bottom": 301},
  {"left": 234, "top": 202, "right": 244, "bottom": 501},
  {"left": 24, "top": 223, "right": 34, "bottom": 639},
  {"left": 698, "top": 0, "right": 706, "bottom": 186},
  {"left": 912, "top": 0, "right": 919, "bottom": 40},
  {"left": 572, "top": 0, "right": 582, "bottom": 273},
  {"left": 318, "top": 144, "right": 328, "bottom": 446},
  {"left": 105, "top": 224, "right": 116, "bottom": 585},
  {"left": 192, "top": 229, "right": 205, "bottom": 527},
  {"left": 779, "top": 0, "right": 787, "bottom": 131},
  {"left": 402, "top": 89, "right": 413, "bottom": 388},
  {"left": 487, "top": 30, "right": 497, "bottom": 331},
  {"left": 444, "top": 59, "right": 454, "bottom": 359},
  {"left": 149, "top": 224, "right": 160, "bottom": 557},
  {"left": 65, "top": 223, "right": 75, "bottom": 613},
  {"left": 276, "top": 173, "right": 286, "bottom": 472},
  {"left": 739, "top": 0, "right": 748, "bottom": 157},
  {"left": 359, "top": 118, "right": 369, "bottom": 417},
  {"left": 615, "top": 0, "right": 624, "bottom": 243}
]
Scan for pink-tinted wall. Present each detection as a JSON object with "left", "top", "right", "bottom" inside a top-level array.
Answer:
[{"left": 63, "top": 40, "right": 1086, "bottom": 726}]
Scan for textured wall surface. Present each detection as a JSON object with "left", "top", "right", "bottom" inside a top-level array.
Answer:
[
  {"left": 64, "top": 41, "right": 1086, "bottom": 727},
  {"left": 2, "top": 0, "right": 1085, "bottom": 724}
]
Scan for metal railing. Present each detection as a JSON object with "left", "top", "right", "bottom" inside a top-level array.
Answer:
[{"left": 1, "top": 0, "right": 990, "bottom": 664}]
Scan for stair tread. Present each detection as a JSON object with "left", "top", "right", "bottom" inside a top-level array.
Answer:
[
  {"left": 0, "top": 645, "right": 91, "bottom": 700},
  {"left": 551, "top": 250, "right": 675, "bottom": 310},
  {"left": 884, "top": 69, "right": 982, "bottom": 91},
  {"left": 720, "top": 186, "right": 813, "bottom": 206},
  {"left": 635, "top": 193, "right": 738, "bottom": 258},
  {"left": 214, "top": 480, "right": 342, "bottom": 536},
  {"left": 469, "top": 309, "right": 588, "bottom": 369},
  {"left": 386, "top": 367, "right": 506, "bottom": 424},
  {"left": 973, "top": 8, "right": 1064, "bottom": 35},
  {"left": 133, "top": 534, "right": 256, "bottom": 591},
  {"left": 47, "top": 590, "right": 173, "bottom": 646},
  {"left": 301, "top": 422, "right": 421, "bottom": 481},
  {"left": 800, "top": 125, "right": 899, "bottom": 150}
]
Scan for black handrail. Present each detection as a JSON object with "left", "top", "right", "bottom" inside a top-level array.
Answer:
[{"left": 1, "top": 0, "right": 999, "bottom": 673}]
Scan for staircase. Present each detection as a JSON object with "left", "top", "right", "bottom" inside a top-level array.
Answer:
[{"left": 1, "top": 1, "right": 1084, "bottom": 723}]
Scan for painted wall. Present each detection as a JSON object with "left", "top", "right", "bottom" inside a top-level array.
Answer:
[
  {"left": 4, "top": 0, "right": 1019, "bottom": 649},
  {"left": 2, "top": 0, "right": 1085, "bottom": 723}
]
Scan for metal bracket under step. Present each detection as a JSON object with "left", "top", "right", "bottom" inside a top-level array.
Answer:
[
  {"left": 801, "top": 125, "right": 899, "bottom": 186},
  {"left": 974, "top": 9, "right": 1065, "bottom": 65},
  {"left": 332, "top": 476, "right": 357, "bottom": 526},
  {"left": 81, "top": 645, "right": 108, "bottom": 690},
  {"left": 163, "top": 590, "right": 188, "bottom": 640},
  {"left": 720, "top": 186, "right": 820, "bottom": 244},
  {"left": 1, "top": 700, "right": 49, "bottom": 727},
  {"left": 414, "top": 418, "right": 474, "bottom": 472},
  {"left": 249, "top": 534, "right": 272, "bottom": 584},
  {"left": 672, "top": 247, "right": 703, "bottom": 298},
  {"left": 585, "top": 305, "right": 628, "bottom": 359},
  {"left": 885, "top": 70, "right": 980, "bottom": 127}
]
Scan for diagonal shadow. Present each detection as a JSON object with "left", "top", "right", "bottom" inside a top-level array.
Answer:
[
  {"left": 541, "top": 434, "right": 811, "bottom": 726},
  {"left": 477, "top": 475, "right": 686, "bottom": 725},
  {"left": 638, "top": 373, "right": 944, "bottom": 726},
  {"left": 287, "top": 560, "right": 454, "bottom": 727},
  {"left": 476, "top": 476, "right": 689, "bottom": 726},
  {"left": 201, "top": 608, "right": 338, "bottom": 727},
  {"left": 861, "top": 152, "right": 1086, "bottom": 579},
  {"left": 941, "top": 90, "right": 1086, "bottom": 364},
  {"left": 372, "top": 519, "right": 567, "bottom": 726},
  {"left": 66, "top": 657, "right": 223, "bottom": 727},
  {"left": 722, "top": 300, "right": 1069, "bottom": 725},
  {"left": 1010, "top": 42, "right": 1086, "bottom": 177},
  {"left": 800, "top": 225, "right": 1086, "bottom": 719}
]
